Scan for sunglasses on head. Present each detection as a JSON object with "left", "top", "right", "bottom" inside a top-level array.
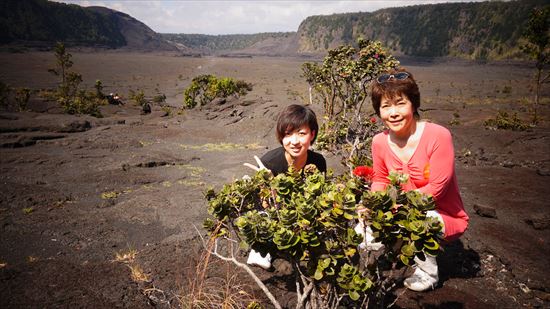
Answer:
[{"left": 376, "top": 72, "right": 409, "bottom": 84}]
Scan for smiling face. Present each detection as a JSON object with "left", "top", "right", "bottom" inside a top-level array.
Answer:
[
  {"left": 379, "top": 93, "right": 416, "bottom": 137},
  {"left": 282, "top": 124, "right": 315, "bottom": 160}
]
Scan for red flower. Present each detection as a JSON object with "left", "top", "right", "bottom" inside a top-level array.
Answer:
[
  {"left": 353, "top": 166, "right": 374, "bottom": 182},
  {"left": 370, "top": 117, "right": 377, "bottom": 124}
]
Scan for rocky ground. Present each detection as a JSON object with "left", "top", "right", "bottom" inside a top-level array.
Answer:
[{"left": 0, "top": 52, "right": 549, "bottom": 308}]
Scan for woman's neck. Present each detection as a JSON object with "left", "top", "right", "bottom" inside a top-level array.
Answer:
[
  {"left": 285, "top": 150, "right": 308, "bottom": 171},
  {"left": 389, "top": 120, "right": 418, "bottom": 147}
]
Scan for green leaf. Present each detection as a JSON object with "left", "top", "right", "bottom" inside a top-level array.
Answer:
[
  {"left": 343, "top": 211, "right": 355, "bottom": 220},
  {"left": 349, "top": 289, "right": 360, "bottom": 301},
  {"left": 314, "top": 269, "right": 324, "bottom": 280},
  {"left": 321, "top": 257, "right": 331, "bottom": 268},
  {"left": 345, "top": 247, "right": 357, "bottom": 257},
  {"left": 332, "top": 207, "right": 344, "bottom": 215},
  {"left": 401, "top": 243, "right": 415, "bottom": 256},
  {"left": 424, "top": 239, "right": 440, "bottom": 251}
]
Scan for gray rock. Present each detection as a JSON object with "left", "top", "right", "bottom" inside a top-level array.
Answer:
[
  {"left": 473, "top": 204, "right": 497, "bottom": 218},
  {"left": 525, "top": 216, "right": 550, "bottom": 230},
  {"left": 58, "top": 120, "right": 91, "bottom": 133},
  {"left": 211, "top": 97, "right": 226, "bottom": 105}
]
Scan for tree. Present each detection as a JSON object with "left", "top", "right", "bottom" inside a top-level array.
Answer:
[
  {"left": 47, "top": 42, "right": 104, "bottom": 117},
  {"left": 302, "top": 39, "right": 400, "bottom": 173},
  {"left": 521, "top": 6, "right": 550, "bottom": 124},
  {"left": 48, "top": 42, "right": 83, "bottom": 102},
  {"left": 48, "top": 42, "right": 74, "bottom": 87}
]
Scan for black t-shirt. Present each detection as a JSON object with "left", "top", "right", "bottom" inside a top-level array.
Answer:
[{"left": 260, "top": 147, "right": 327, "bottom": 176}]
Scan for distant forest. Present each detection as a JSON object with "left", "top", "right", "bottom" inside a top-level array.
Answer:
[
  {"left": 162, "top": 32, "right": 295, "bottom": 52},
  {"left": 0, "top": 0, "right": 126, "bottom": 47},
  {"left": 296, "top": 0, "right": 550, "bottom": 59}
]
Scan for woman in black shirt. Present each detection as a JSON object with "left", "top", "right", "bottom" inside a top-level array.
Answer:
[{"left": 244, "top": 104, "right": 327, "bottom": 269}]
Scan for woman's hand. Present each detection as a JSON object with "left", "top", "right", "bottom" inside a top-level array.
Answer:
[
  {"left": 244, "top": 156, "right": 277, "bottom": 208},
  {"left": 243, "top": 155, "right": 271, "bottom": 173}
]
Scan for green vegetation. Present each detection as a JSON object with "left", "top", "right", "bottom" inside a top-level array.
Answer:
[
  {"left": 0, "top": 81, "right": 31, "bottom": 112},
  {"left": 180, "top": 142, "right": 262, "bottom": 152},
  {"left": 3, "top": 62, "right": 103, "bottom": 114},
  {"left": 128, "top": 89, "right": 147, "bottom": 107},
  {"left": 204, "top": 168, "right": 441, "bottom": 307},
  {"left": 152, "top": 93, "right": 167, "bottom": 104},
  {"left": 0, "top": 81, "right": 10, "bottom": 107},
  {"left": 302, "top": 38, "right": 399, "bottom": 172},
  {"left": 520, "top": 6, "right": 550, "bottom": 124},
  {"left": 48, "top": 42, "right": 106, "bottom": 117},
  {"left": 14, "top": 88, "right": 31, "bottom": 111},
  {"left": 484, "top": 111, "right": 530, "bottom": 131},
  {"left": 162, "top": 32, "right": 294, "bottom": 53},
  {"left": 449, "top": 111, "right": 461, "bottom": 126},
  {"left": 183, "top": 74, "right": 252, "bottom": 108},
  {"left": 0, "top": 0, "right": 125, "bottom": 47},
  {"left": 298, "top": 0, "right": 548, "bottom": 59},
  {"left": 101, "top": 191, "right": 120, "bottom": 199}
]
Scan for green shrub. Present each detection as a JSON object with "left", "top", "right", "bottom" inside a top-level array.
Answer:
[
  {"left": 14, "top": 87, "right": 31, "bottom": 111},
  {"left": 0, "top": 81, "right": 11, "bottom": 109},
  {"left": 0, "top": 83, "right": 32, "bottom": 112},
  {"left": 484, "top": 110, "right": 530, "bottom": 131},
  {"left": 128, "top": 89, "right": 147, "bottom": 107},
  {"left": 183, "top": 74, "right": 252, "bottom": 108},
  {"left": 153, "top": 93, "right": 167, "bottom": 104},
  {"left": 59, "top": 89, "right": 105, "bottom": 117},
  {"left": 204, "top": 167, "right": 441, "bottom": 308},
  {"left": 161, "top": 105, "right": 172, "bottom": 116},
  {"left": 94, "top": 80, "right": 105, "bottom": 99}
]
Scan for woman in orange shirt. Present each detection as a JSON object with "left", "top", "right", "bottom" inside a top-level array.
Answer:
[{"left": 364, "top": 69, "right": 469, "bottom": 291}]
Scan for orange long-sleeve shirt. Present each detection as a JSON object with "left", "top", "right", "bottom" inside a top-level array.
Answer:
[{"left": 371, "top": 122, "right": 469, "bottom": 241}]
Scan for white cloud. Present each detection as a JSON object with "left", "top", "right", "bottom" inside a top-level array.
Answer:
[{"left": 52, "top": 0, "right": 485, "bottom": 34}]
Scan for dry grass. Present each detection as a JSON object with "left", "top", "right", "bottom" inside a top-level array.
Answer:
[
  {"left": 128, "top": 264, "right": 151, "bottom": 283},
  {"left": 176, "top": 260, "right": 260, "bottom": 309},
  {"left": 174, "top": 225, "right": 261, "bottom": 308},
  {"left": 113, "top": 248, "right": 151, "bottom": 283},
  {"left": 114, "top": 248, "right": 137, "bottom": 263},
  {"left": 27, "top": 256, "right": 38, "bottom": 263}
]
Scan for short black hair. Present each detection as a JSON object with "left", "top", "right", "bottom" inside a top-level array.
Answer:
[{"left": 276, "top": 104, "right": 319, "bottom": 145}]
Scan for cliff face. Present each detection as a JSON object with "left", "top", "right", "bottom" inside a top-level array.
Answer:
[
  {"left": 0, "top": 0, "right": 176, "bottom": 51},
  {"left": 87, "top": 6, "right": 176, "bottom": 51},
  {"left": 296, "top": 0, "right": 549, "bottom": 59}
]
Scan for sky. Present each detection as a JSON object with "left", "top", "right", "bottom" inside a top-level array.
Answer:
[{"left": 53, "top": 0, "right": 486, "bottom": 35}]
